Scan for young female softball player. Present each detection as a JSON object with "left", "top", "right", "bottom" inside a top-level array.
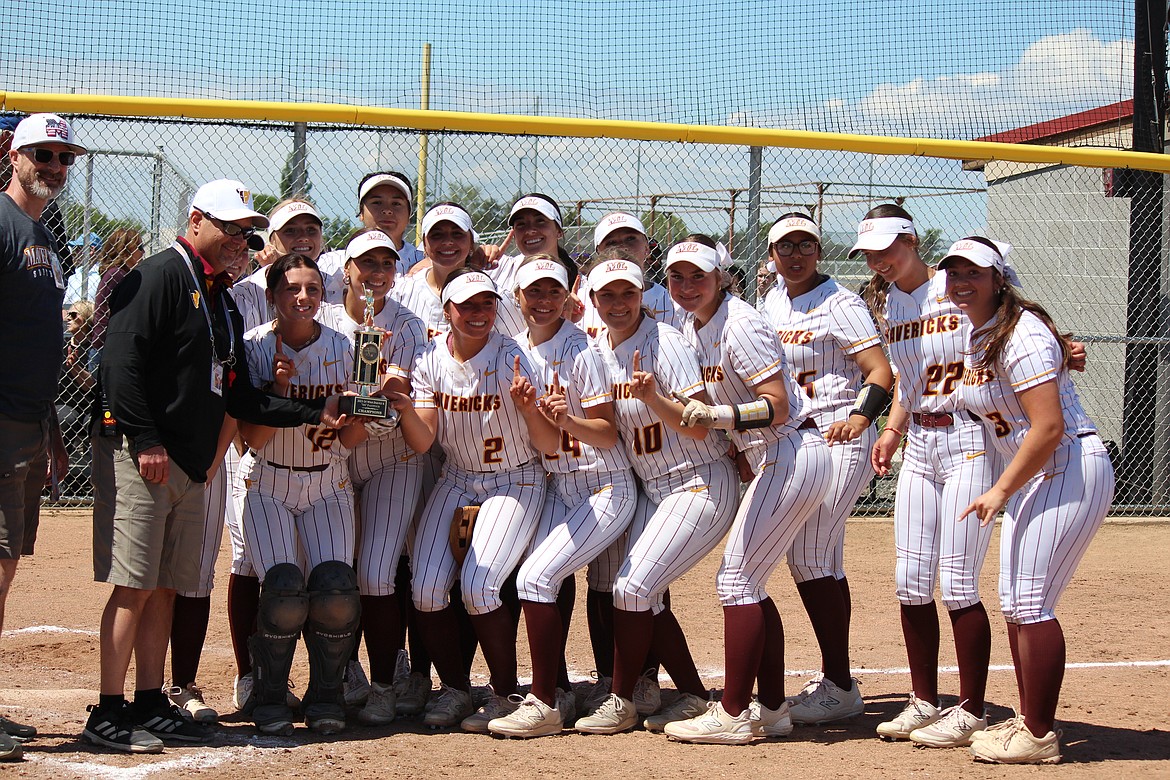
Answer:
[
  {"left": 236, "top": 253, "right": 365, "bottom": 736},
  {"left": 318, "top": 171, "right": 421, "bottom": 301},
  {"left": 384, "top": 268, "right": 559, "bottom": 731},
  {"left": 760, "top": 214, "right": 894, "bottom": 725},
  {"left": 484, "top": 254, "right": 637, "bottom": 738},
  {"left": 393, "top": 202, "right": 524, "bottom": 337},
  {"left": 651, "top": 237, "right": 832, "bottom": 744},
  {"left": 571, "top": 258, "right": 737, "bottom": 736},
  {"left": 858, "top": 204, "right": 998, "bottom": 746},
  {"left": 486, "top": 193, "right": 566, "bottom": 294},
  {"left": 234, "top": 198, "right": 324, "bottom": 331},
  {"left": 317, "top": 229, "right": 428, "bottom": 725},
  {"left": 939, "top": 238, "right": 1113, "bottom": 764}
]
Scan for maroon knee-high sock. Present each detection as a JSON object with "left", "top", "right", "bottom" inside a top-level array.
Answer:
[
  {"left": 1006, "top": 621, "right": 1024, "bottom": 715},
  {"left": 650, "top": 608, "right": 705, "bottom": 698},
  {"left": 837, "top": 576, "right": 852, "bottom": 633},
  {"left": 170, "top": 595, "right": 211, "bottom": 687},
  {"left": 361, "top": 594, "right": 402, "bottom": 684},
  {"left": 451, "top": 584, "right": 479, "bottom": 678},
  {"left": 586, "top": 588, "right": 615, "bottom": 677},
  {"left": 1018, "top": 619, "right": 1065, "bottom": 737},
  {"left": 556, "top": 576, "right": 575, "bottom": 691},
  {"left": 722, "top": 603, "right": 765, "bottom": 716},
  {"left": 228, "top": 574, "right": 261, "bottom": 676},
  {"left": 795, "top": 576, "right": 851, "bottom": 689},
  {"left": 522, "top": 600, "right": 563, "bottom": 705},
  {"left": 469, "top": 606, "right": 519, "bottom": 696},
  {"left": 756, "top": 597, "right": 787, "bottom": 710},
  {"left": 900, "top": 602, "right": 940, "bottom": 704},
  {"left": 949, "top": 602, "right": 990, "bottom": 714},
  {"left": 612, "top": 607, "right": 653, "bottom": 700},
  {"left": 415, "top": 607, "right": 469, "bottom": 690}
]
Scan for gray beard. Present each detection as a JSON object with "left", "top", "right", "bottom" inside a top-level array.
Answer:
[{"left": 18, "top": 167, "right": 61, "bottom": 201}]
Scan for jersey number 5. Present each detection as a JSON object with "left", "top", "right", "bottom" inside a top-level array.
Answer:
[
  {"left": 922, "top": 361, "right": 964, "bottom": 396},
  {"left": 796, "top": 370, "right": 816, "bottom": 398}
]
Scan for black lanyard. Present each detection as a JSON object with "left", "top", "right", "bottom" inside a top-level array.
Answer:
[{"left": 174, "top": 241, "right": 236, "bottom": 368}]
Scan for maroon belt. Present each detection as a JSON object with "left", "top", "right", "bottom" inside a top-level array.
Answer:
[{"left": 912, "top": 412, "right": 954, "bottom": 428}]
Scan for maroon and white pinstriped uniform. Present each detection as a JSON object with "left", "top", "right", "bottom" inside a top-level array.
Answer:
[
  {"left": 593, "top": 315, "right": 737, "bottom": 613},
  {"left": 231, "top": 267, "right": 273, "bottom": 333},
  {"left": 958, "top": 311, "right": 1113, "bottom": 624},
  {"left": 763, "top": 278, "right": 882, "bottom": 583},
  {"left": 409, "top": 332, "right": 547, "bottom": 614},
  {"left": 235, "top": 323, "right": 356, "bottom": 582},
  {"left": 883, "top": 272, "right": 995, "bottom": 609},
  {"left": 514, "top": 321, "right": 637, "bottom": 604},
  {"left": 686, "top": 295, "right": 832, "bottom": 605},
  {"left": 318, "top": 299, "right": 428, "bottom": 597}
]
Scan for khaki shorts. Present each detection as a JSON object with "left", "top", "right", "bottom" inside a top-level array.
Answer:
[
  {"left": 93, "top": 437, "right": 205, "bottom": 591},
  {"left": 0, "top": 416, "right": 49, "bottom": 560}
]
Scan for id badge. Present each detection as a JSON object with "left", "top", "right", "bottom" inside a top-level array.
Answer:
[
  {"left": 50, "top": 252, "right": 65, "bottom": 289},
  {"left": 211, "top": 362, "right": 224, "bottom": 396}
]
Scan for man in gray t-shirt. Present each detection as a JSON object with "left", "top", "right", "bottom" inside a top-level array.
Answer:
[{"left": 0, "top": 113, "right": 85, "bottom": 762}]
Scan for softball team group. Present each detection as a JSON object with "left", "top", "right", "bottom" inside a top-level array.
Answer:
[{"left": 185, "top": 173, "right": 1111, "bottom": 766}]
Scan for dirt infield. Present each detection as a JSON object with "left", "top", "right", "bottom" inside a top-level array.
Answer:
[{"left": 1, "top": 509, "right": 1167, "bottom": 778}]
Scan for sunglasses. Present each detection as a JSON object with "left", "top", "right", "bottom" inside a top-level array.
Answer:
[
  {"left": 25, "top": 147, "right": 77, "bottom": 166},
  {"left": 773, "top": 239, "right": 819, "bottom": 257},
  {"left": 66, "top": 311, "right": 81, "bottom": 320},
  {"left": 200, "top": 211, "right": 258, "bottom": 240}
]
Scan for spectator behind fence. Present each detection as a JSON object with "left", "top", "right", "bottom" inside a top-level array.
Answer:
[
  {"left": 91, "top": 228, "right": 145, "bottom": 350},
  {"left": 56, "top": 301, "right": 98, "bottom": 459}
]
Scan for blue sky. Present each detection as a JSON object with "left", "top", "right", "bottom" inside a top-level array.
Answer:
[{"left": 3, "top": 1, "right": 1136, "bottom": 249}]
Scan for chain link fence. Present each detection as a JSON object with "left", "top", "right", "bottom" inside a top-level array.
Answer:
[{"left": 42, "top": 115, "right": 1168, "bottom": 514}]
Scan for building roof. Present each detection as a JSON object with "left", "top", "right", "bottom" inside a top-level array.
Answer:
[{"left": 974, "top": 100, "right": 1133, "bottom": 145}]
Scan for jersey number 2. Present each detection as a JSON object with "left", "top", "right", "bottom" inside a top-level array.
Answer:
[
  {"left": 482, "top": 437, "right": 504, "bottom": 464},
  {"left": 923, "top": 361, "right": 964, "bottom": 396}
]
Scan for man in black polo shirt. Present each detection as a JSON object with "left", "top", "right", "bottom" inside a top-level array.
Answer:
[
  {"left": 0, "top": 113, "right": 86, "bottom": 762},
  {"left": 84, "top": 179, "right": 348, "bottom": 754}
]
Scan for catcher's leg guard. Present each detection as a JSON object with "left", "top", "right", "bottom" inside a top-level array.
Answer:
[
  {"left": 249, "top": 564, "right": 309, "bottom": 708},
  {"left": 302, "top": 561, "right": 362, "bottom": 715}
]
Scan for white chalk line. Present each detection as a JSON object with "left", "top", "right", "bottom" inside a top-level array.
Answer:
[
  {"left": 26, "top": 734, "right": 300, "bottom": 779},
  {"left": 8, "top": 625, "right": 99, "bottom": 636}
]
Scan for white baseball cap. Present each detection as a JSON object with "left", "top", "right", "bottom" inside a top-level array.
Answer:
[
  {"left": 665, "top": 241, "right": 721, "bottom": 273},
  {"left": 588, "top": 258, "right": 644, "bottom": 291},
  {"left": 939, "top": 237, "right": 1021, "bottom": 287},
  {"left": 593, "top": 212, "right": 646, "bottom": 248},
  {"left": 190, "top": 179, "right": 269, "bottom": 229},
  {"left": 767, "top": 214, "right": 820, "bottom": 245},
  {"left": 421, "top": 203, "right": 478, "bottom": 241},
  {"left": 509, "top": 194, "right": 562, "bottom": 227},
  {"left": 441, "top": 271, "right": 501, "bottom": 305},
  {"left": 359, "top": 173, "right": 413, "bottom": 208},
  {"left": 848, "top": 216, "right": 916, "bottom": 257},
  {"left": 269, "top": 200, "right": 322, "bottom": 232},
  {"left": 516, "top": 257, "right": 569, "bottom": 290},
  {"left": 346, "top": 229, "right": 400, "bottom": 262},
  {"left": 13, "top": 113, "right": 86, "bottom": 154}
]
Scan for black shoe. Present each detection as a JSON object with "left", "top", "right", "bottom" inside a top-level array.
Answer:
[
  {"left": 0, "top": 730, "right": 21, "bottom": 761},
  {"left": 83, "top": 702, "right": 164, "bottom": 754},
  {"left": 135, "top": 702, "right": 213, "bottom": 744},
  {"left": 0, "top": 714, "right": 36, "bottom": 742},
  {"left": 254, "top": 702, "right": 296, "bottom": 736}
]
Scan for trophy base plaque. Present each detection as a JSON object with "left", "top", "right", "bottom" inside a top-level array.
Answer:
[{"left": 340, "top": 394, "right": 394, "bottom": 420}]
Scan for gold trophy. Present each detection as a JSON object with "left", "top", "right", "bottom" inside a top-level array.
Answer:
[{"left": 339, "top": 287, "right": 398, "bottom": 424}]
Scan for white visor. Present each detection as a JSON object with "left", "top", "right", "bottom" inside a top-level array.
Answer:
[
  {"left": 422, "top": 204, "right": 478, "bottom": 242},
  {"left": 593, "top": 212, "right": 646, "bottom": 248},
  {"left": 588, "top": 259, "right": 644, "bottom": 291},
  {"left": 346, "top": 230, "right": 399, "bottom": 262},
  {"left": 849, "top": 217, "right": 916, "bottom": 256},
  {"left": 939, "top": 238, "right": 1021, "bottom": 287},
  {"left": 509, "top": 195, "right": 562, "bottom": 227},
  {"left": 515, "top": 258, "right": 569, "bottom": 290},
  {"left": 269, "top": 201, "right": 322, "bottom": 232},
  {"left": 442, "top": 271, "right": 500, "bottom": 305},
  {"left": 359, "top": 174, "right": 413, "bottom": 208},
  {"left": 767, "top": 215, "right": 820, "bottom": 245},
  {"left": 665, "top": 241, "right": 720, "bottom": 273}
]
